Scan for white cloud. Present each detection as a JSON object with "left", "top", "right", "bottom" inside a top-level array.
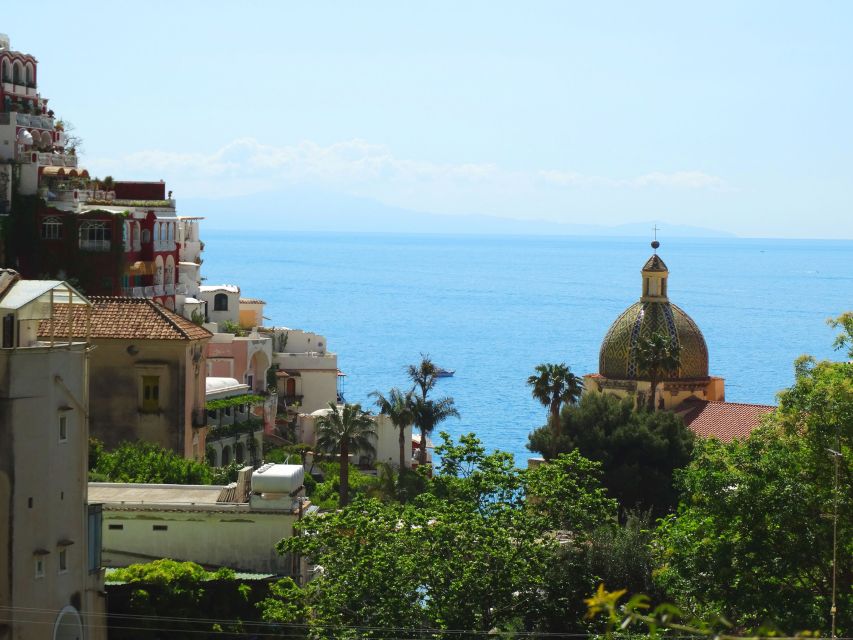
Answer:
[{"left": 86, "top": 138, "right": 728, "bottom": 220}]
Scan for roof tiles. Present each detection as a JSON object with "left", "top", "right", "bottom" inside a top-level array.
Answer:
[
  {"left": 677, "top": 399, "right": 775, "bottom": 442},
  {"left": 39, "top": 297, "right": 212, "bottom": 341}
]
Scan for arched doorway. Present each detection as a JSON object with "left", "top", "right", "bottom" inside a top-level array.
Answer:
[{"left": 53, "top": 606, "right": 83, "bottom": 640}]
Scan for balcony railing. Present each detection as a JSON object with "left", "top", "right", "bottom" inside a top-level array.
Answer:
[{"left": 79, "top": 239, "right": 111, "bottom": 252}]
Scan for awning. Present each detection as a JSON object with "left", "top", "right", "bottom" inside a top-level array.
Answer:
[
  {"left": 128, "top": 261, "right": 155, "bottom": 275},
  {"left": 39, "top": 166, "right": 90, "bottom": 179}
]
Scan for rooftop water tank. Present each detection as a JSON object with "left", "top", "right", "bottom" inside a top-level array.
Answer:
[{"left": 251, "top": 463, "right": 304, "bottom": 495}]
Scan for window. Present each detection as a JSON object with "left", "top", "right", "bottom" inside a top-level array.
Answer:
[
  {"left": 59, "top": 415, "right": 68, "bottom": 441},
  {"left": 214, "top": 293, "right": 228, "bottom": 311},
  {"left": 142, "top": 228, "right": 151, "bottom": 244},
  {"left": 108, "top": 524, "right": 124, "bottom": 531},
  {"left": 35, "top": 557, "right": 45, "bottom": 579},
  {"left": 41, "top": 216, "right": 63, "bottom": 240},
  {"left": 79, "top": 221, "right": 111, "bottom": 251},
  {"left": 88, "top": 505, "right": 102, "bottom": 573},
  {"left": 58, "top": 549, "right": 67, "bottom": 573},
  {"left": 152, "top": 525, "right": 168, "bottom": 532},
  {"left": 2, "top": 313, "right": 14, "bottom": 348},
  {"left": 142, "top": 376, "right": 160, "bottom": 413}
]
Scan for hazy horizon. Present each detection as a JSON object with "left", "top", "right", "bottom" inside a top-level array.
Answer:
[{"left": 6, "top": 1, "right": 853, "bottom": 239}]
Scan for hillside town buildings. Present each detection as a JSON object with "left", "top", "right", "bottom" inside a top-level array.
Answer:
[{"left": 0, "top": 270, "right": 106, "bottom": 640}]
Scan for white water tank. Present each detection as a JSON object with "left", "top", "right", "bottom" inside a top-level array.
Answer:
[{"left": 251, "top": 463, "right": 304, "bottom": 495}]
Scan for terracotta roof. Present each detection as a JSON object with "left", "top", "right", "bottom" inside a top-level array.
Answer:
[
  {"left": 676, "top": 399, "right": 775, "bottom": 442},
  {"left": 642, "top": 254, "right": 668, "bottom": 272},
  {"left": 240, "top": 298, "right": 266, "bottom": 305},
  {"left": 38, "top": 297, "right": 212, "bottom": 341}
]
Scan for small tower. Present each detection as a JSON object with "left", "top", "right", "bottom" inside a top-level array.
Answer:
[{"left": 640, "top": 240, "right": 668, "bottom": 301}]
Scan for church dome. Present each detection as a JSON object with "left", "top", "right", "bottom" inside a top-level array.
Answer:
[{"left": 599, "top": 246, "right": 709, "bottom": 380}]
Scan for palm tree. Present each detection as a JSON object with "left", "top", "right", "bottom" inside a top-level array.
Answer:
[
  {"left": 412, "top": 396, "right": 460, "bottom": 464},
  {"left": 369, "top": 388, "right": 415, "bottom": 470},
  {"left": 407, "top": 354, "right": 438, "bottom": 400},
  {"left": 634, "top": 331, "right": 681, "bottom": 411},
  {"left": 315, "top": 402, "right": 376, "bottom": 506},
  {"left": 527, "top": 363, "right": 583, "bottom": 440}
]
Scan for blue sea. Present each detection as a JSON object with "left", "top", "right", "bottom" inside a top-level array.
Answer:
[{"left": 203, "top": 232, "right": 852, "bottom": 465}]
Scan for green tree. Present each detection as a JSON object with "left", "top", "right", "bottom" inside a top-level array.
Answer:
[
  {"left": 267, "top": 433, "right": 617, "bottom": 637},
  {"left": 634, "top": 331, "right": 681, "bottom": 411},
  {"left": 315, "top": 402, "right": 376, "bottom": 507},
  {"left": 411, "top": 395, "right": 460, "bottom": 464},
  {"left": 527, "top": 393, "right": 694, "bottom": 516},
  {"left": 369, "top": 387, "right": 415, "bottom": 470},
  {"left": 654, "top": 324, "right": 853, "bottom": 633},
  {"left": 407, "top": 353, "right": 438, "bottom": 400},
  {"left": 527, "top": 362, "right": 583, "bottom": 440}
]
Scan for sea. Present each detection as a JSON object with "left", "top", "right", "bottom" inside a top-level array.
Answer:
[{"left": 202, "top": 231, "right": 853, "bottom": 466}]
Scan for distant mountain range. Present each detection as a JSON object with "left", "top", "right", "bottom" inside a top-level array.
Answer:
[{"left": 181, "top": 188, "right": 735, "bottom": 238}]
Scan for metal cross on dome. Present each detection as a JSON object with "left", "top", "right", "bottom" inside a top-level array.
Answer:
[{"left": 651, "top": 225, "right": 661, "bottom": 252}]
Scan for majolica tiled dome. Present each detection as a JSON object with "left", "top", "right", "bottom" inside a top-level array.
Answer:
[{"left": 599, "top": 246, "right": 709, "bottom": 380}]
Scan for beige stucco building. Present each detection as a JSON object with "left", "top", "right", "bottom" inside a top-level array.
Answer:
[
  {"left": 585, "top": 243, "right": 726, "bottom": 410},
  {"left": 89, "top": 464, "right": 312, "bottom": 578},
  {"left": 38, "top": 297, "right": 212, "bottom": 458},
  {"left": 0, "top": 270, "right": 106, "bottom": 640}
]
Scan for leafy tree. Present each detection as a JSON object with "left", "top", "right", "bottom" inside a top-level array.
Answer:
[
  {"left": 315, "top": 402, "right": 376, "bottom": 506},
  {"left": 267, "top": 433, "right": 617, "bottom": 636},
  {"left": 528, "top": 393, "right": 694, "bottom": 516},
  {"left": 527, "top": 362, "right": 583, "bottom": 440},
  {"left": 655, "top": 326, "right": 852, "bottom": 633},
  {"left": 634, "top": 330, "right": 681, "bottom": 411},
  {"left": 369, "top": 387, "right": 415, "bottom": 470},
  {"left": 411, "top": 395, "right": 459, "bottom": 464}
]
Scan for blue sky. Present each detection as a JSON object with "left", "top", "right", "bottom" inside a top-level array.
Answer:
[{"left": 7, "top": 1, "right": 853, "bottom": 237}]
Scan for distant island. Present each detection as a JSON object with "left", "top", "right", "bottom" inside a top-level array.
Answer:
[{"left": 183, "top": 188, "right": 735, "bottom": 237}]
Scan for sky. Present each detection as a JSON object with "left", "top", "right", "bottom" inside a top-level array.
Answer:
[{"left": 6, "top": 1, "right": 853, "bottom": 238}]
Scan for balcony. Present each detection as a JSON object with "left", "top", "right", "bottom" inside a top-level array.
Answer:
[
  {"left": 1, "top": 82, "right": 37, "bottom": 97},
  {"left": 79, "top": 239, "right": 111, "bottom": 252},
  {"left": 18, "top": 113, "right": 54, "bottom": 129}
]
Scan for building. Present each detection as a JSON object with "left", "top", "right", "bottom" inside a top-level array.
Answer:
[
  {"left": 584, "top": 241, "right": 774, "bottom": 441},
  {"left": 0, "top": 269, "right": 106, "bottom": 640},
  {"left": 0, "top": 34, "right": 190, "bottom": 309},
  {"left": 38, "top": 297, "right": 212, "bottom": 459},
  {"left": 89, "top": 464, "right": 313, "bottom": 578},
  {"left": 204, "top": 377, "right": 266, "bottom": 468},
  {"left": 585, "top": 241, "right": 726, "bottom": 410}
]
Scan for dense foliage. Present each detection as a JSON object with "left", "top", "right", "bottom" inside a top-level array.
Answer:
[
  {"left": 89, "top": 439, "right": 239, "bottom": 485},
  {"left": 655, "top": 325, "right": 852, "bottom": 634},
  {"left": 528, "top": 393, "right": 694, "bottom": 516},
  {"left": 263, "top": 433, "right": 619, "bottom": 637},
  {"left": 107, "top": 559, "right": 261, "bottom": 638}
]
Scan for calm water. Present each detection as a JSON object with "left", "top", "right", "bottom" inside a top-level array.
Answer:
[{"left": 203, "top": 231, "right": 852, "bottom": 465}]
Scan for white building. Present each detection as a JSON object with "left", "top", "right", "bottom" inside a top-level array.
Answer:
[
  {"left": 89, "top": 464, "right": 313, "bottom": 577},
  {"left": 205, "top": 377, "right": 264, "bottom": 467},
  {"left": 0, "top": 269, "right": 106, "bottom": 640}
]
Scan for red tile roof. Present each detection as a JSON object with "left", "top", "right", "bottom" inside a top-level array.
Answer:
[
  {"left": 676, "top": 399, "right": 775, "bottom": 442},
  {"left": 39, "top": 297, "right": 212, "bottom": 341}
]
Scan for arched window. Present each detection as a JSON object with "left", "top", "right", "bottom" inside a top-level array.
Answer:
[
  {"left": 235, "top": 442, "right": 245, "bottom": 464},
  {"left": 214, "top": 293, "right": 228, "bottom": 311},
  {"left": 168, "top": 223, "right": 175, "bottom": 244},
  {"left": 1, "top": 60, "right": 9, "bottom": 83},
  {"left": 153, "top": 222, "right": 160, "bottom": 248},
  {"left": 134, "top": 222, "right": 141, "bottom": 250},
  {"left": 25, "top": 63, "right": 33, "bottom": 87},
  {"left": 142, "top": 228, "right": 151, "bottom": 244},
  {"left": 41, "top": 216, "right": 63, "bottom": 240},
  {"left": 79, "top": 221, "right": 111, "bottom": 251},
  {"left": 221, "top": 446, "right": 231, "bottom": 466},
  {"left": 12, "top": 62, "right": 21, "bottom": 85},
  {"left": 122, "top": 221, "right": 130, "bottom": 250}
]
